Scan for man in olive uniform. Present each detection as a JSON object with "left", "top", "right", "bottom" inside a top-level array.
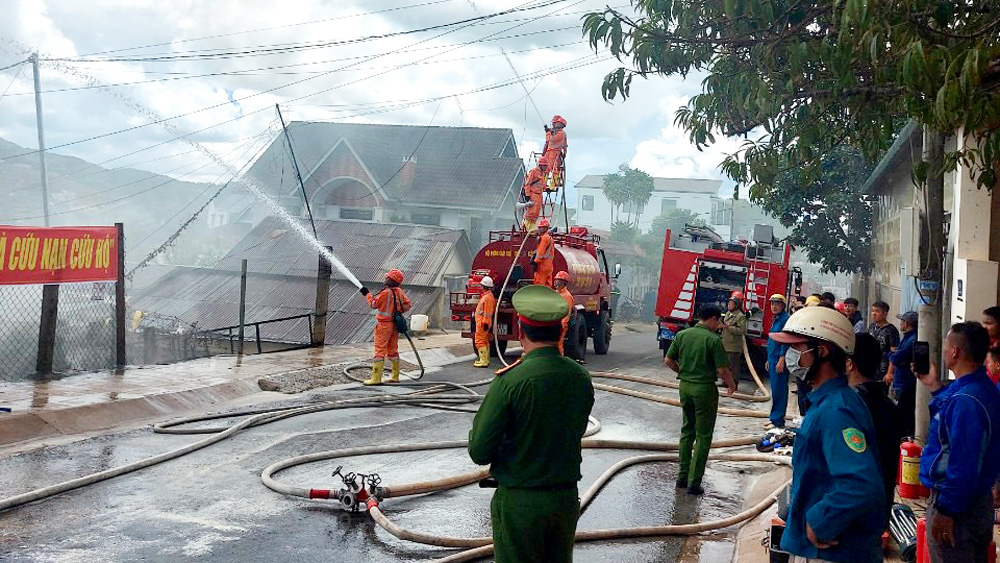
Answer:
[
  {"left": 664, "top": 305, "right": 736, "bottom": 495},
  {"left": 468, "top": 284, "right": 595, "bottom": 563}
]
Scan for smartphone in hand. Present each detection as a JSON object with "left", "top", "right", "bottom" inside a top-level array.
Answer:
[{"left": 913, "top": 341, "right": 930, "bottom": 375}]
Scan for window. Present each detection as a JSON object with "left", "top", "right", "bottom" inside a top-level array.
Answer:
[
  {"left": 340, "top": 208, "right": 374, "bottom": 221},
  {"left": 581, "top": 195, "right": 595, "bottom": 211},
  {"left": 411, "top": 213, "right": 440, "bottom": 226},
  {"left": 711, "top": 200, "right": 731, "bottom": 225},
  {"left": 660, "top": 199, "right": 677, "bottom": 214}
]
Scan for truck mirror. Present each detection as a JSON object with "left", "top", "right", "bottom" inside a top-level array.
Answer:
[{"left": 614, "top": 263, "right": 622, "bottom": 278}]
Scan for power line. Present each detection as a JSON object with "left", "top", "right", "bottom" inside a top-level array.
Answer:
[
  {"left": 0, "top": 0, "right": 567, "bottom": 165},
  {"left": 0, "top": 60, "right": 25, "bottom": 104}
]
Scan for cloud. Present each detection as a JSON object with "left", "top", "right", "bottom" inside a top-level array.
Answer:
[{"left": 0, "top": 0, "right": 734, "bottom": 197}]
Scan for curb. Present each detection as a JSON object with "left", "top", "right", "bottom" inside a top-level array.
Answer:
[{"left": 0, "top": 341, "right": 521, "bottom": 450}]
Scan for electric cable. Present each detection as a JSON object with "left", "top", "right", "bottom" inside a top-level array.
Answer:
[{"left": 0, "top": 60, "right": 25, "bottom": 104}]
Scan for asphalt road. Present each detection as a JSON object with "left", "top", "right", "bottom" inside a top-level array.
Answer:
[{"left": 0, "top": 326, "right": 772, "bottom": 563}]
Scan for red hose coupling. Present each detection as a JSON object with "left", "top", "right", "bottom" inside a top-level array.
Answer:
[
  {"left": 308, "top": 489, "right": 334, "bottom": 499},
  {"left": 365, "top": 497, "right": 379, "bottom": 511}
]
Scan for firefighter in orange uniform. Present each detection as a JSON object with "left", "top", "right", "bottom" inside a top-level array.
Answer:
[
  {"left": 521, "top": 158, "right": 549, "bottom": 232},
  {"left": 554, "top": 271, "right": 575, "bottom": 356},
  {"left": 473, "top": 276, "right": 497, "bottom": 368},
  {"left": 532, "top": 219, "right": 554, "bottom": 288},
  {"left": 543, "top": 115, "right": 567, "bottom": 188},
  {"left": 359, "top": 269, "right": 411, "bottom": 385}
]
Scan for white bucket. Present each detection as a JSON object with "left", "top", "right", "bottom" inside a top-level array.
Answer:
[{"left": 410, "top": 314, "right": 430, "bottom": 333}]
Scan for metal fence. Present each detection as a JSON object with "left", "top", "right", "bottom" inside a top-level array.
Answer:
[{"left": 0, "top": 282, "right": 118, "bottom": 382}]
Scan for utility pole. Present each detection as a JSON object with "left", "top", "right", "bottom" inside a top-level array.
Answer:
[
  {"left": 275, "top": 104, "right": 317, "bottom": 238},
  {"left": 31, "top": 52, "right": 59, "bottom": 376},
  {"left": 915, "top": 127, "right": 946, "bottom": 444}
]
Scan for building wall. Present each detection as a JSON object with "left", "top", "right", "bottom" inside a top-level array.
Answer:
[
  {"left": 575, "top": 186, "right": 730, "bottom": 237},
  {"left": 867, "top": 163, "right": 918, "bottom": 316}
]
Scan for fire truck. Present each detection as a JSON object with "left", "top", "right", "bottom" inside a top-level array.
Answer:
[
  {"left": 450, "top": 227, "right": 618, "bottom": 361},
  {"left": 655, "top": 224, "right": 803, "bottom": 365}
]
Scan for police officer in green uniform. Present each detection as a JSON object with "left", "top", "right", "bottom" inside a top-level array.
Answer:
[
  {"left": 770, "top": 306, "right": 886, "bottom": 563},
  {"left": 664, "top": 305, "right": 736, "bottom": 495},
  {"left": 468, "top": 284, "right": 595, "bottom": 563}
]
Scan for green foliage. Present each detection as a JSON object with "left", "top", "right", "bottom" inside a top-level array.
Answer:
[
  {"left": 610, "top": 220, "right": 639, "bottom": 243},
  {"left": 582, "top": 1, "right": 1000, "bottom": 195},
  {"left": 602, "top": 164, "right": 656, "bottom": 228},
  {"left": 752, "top": 146, "right": 876, "bottom": 274}
]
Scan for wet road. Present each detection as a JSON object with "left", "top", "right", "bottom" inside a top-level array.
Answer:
[{"left": 0, "top": 327, "right": 772, "bottom": 563}]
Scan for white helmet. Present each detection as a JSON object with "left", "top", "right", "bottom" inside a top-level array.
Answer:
[
  {"left": 480, "top": 276, "right": 494, "bottom": 288},
  {"left": 769, "top": 305, "right": 856, "bottom": 354}
]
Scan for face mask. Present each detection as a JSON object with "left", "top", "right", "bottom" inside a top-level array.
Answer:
[{"left": 784, "top": 347, "right": 813, "bottom": 380}]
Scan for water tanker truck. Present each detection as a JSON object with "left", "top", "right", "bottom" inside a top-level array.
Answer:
[{"left": 450, "top": 226, "right": 617, "bottom": 360}]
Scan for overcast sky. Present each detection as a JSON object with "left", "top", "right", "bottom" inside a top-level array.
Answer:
[{"left": 0, "top": 0, "right": 743, "bottom": 208}]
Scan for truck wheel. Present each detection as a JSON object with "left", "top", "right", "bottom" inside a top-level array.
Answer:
[{"left": 593, "top": 310, "right": 611, "bottom": 355}]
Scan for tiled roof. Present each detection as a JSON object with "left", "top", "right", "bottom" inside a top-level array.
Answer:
[
  {"left": 245, "top": 122, "right": 524, "bottom": 211},
  {"left": 213, "top": 216, "right": 472, "bottom": 287},
  {"left": 130, "top": 267, "right": 441, "bottom": 345}
]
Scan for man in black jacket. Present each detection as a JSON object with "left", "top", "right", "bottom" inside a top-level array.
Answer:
[{"left": 848, "top": 332, "right": 902, "bottom": 528}]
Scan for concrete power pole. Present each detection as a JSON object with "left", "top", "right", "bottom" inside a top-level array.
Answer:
[{"left": 31, "top": 53, "right": 60, "bottom": 376}]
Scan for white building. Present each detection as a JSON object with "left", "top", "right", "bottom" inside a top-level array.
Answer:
[{"left": 574, "top": 175, "right": 731, "bottom": 240}]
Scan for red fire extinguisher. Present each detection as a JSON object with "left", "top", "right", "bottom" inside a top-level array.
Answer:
[{"left": 898, "top": 439, "right": 927, "bottom": 499}]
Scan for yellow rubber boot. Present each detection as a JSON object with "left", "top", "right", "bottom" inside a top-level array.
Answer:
[
  {"left": 363, "top": 360, "right": 384, "bottom": 385},
  {"left": 473, "top": 346, "right": 490, "bottom": 368},
  {"left": 388, "top": 360, "right": 400, "bottom": 383}
]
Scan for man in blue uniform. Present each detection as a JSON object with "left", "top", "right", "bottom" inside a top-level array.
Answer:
[
  {"left": 918, "top": 321, "right": 1000, "bottom": 563},
  {"left": 770, "top": 306, "right": 886, "bottom": 563},
  {"left": 766, "top": 294, "right": 791, "bottom": 428}
]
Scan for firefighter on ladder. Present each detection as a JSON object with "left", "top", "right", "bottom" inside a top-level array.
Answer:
[
  {"left": 543, "top": 115, "right": 567, "bottom": 189},
  {"left": 554, "top": 271, "right": 574, "bottom": 356},
  {"left": 521, "top": 157, "right": 549, "bottom": 233},
  {"left": 473, "top": 276, "right": 497, "bottom": 368},
  {"left": 359, "top": 269, "right": 411, "bottom": 385},
  {"left": 532, "top": 218, "right": 554, "bottom": 288}
]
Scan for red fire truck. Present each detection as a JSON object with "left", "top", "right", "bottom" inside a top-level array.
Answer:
[
  {"left": 450, "top": 227, "right": 617, "bottom": 361},
  {"left": 655, "top": 224, "right": 803, "bottom": 364}
]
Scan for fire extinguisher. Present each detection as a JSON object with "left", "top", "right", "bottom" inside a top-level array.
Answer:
[{"left": 898, "top": 439, "right": 927, "bottom": 499}]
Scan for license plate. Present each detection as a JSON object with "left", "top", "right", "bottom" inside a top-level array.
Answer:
[{"left": 658, "top": 328, "right": 675, "bottom": 341}]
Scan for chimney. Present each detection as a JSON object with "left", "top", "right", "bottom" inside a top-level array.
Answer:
[{"left": 399, "top": 156, "right": 417, "bottom": 191}]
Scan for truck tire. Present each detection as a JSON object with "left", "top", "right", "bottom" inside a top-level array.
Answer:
[{"left": 593, "top": 310, "right": 611, "bottom": 355}]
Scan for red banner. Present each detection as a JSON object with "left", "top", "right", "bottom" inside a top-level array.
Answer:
[{"left": 0, "top": 226, "right": 119, "bottom": 285}]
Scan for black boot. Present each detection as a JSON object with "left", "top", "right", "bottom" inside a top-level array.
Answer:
[
  {"left": 675, "top": 475, "right": 687, "bottom": 489},
  {"left": 687, "top": 479, "right": 704, "bottom": 495}
]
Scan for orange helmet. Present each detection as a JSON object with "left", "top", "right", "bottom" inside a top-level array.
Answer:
[
  {"left": 537, "top": 218, "right": 550, "bottom": 229},
  {"left": 834, "top": 301, "right": 847, "bottom": 314},
  {"left": 537, "top": 157, "right": 549, "bottom": 169},
  {"left": 555, "top": 271, "right": 571, "bottom": 282},
  {"left": 730, "top": 291, "right": 744, "bottom": 301},
  {"left": 385, "top": 269, "right": 404, "bottom": 284},
  {"left": 551, "top": 115, "right": 566, "bottom": 127}
]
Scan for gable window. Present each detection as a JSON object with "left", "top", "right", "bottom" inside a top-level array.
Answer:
[
  {"left": 411, "top": 213, "right": 441, "bottom": 226},
  {"left": 581, "top": 195, "right": 595, "bottom": 211},
  {"left": 340, "top": 208, "right": 374, "bottom": 221},
  {"left": 661, "top": 199, "right": 677, "bottom": 213}
]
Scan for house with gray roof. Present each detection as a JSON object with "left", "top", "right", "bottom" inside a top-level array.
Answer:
[
  {"left": 221, "top": 122, "right": 525, "bottom": 251},
  {"left": 130, "top": 217, "right": 473, "bottom": 346}
]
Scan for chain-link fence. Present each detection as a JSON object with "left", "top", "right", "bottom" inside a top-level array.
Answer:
[{"left": 0, "top": 282, "right": 118, "bottom": 382}]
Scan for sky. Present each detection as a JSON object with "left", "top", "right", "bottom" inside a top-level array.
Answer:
[{"left": 0, "top": 0, "right": 746, "bottom": 210}]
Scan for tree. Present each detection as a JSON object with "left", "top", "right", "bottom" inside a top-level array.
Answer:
[
  {"left": 583, "top": 0, "right": 1000, "bottom": 439},
  {"left": 602, "top": 164, "right": 656, "bottom": 228},
  {"left": 610, "top": 220, "right": 639, "bottom": 243},
  {"left": 754, "top": 146, "right": 876, "bottom": 275},
  {"left": 637, "top": 208, "right": 704, "bottom": 266}
]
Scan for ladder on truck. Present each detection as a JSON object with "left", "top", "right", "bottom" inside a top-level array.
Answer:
[{"left": 745, "top": 241, "right": 775, "bottom": 337}]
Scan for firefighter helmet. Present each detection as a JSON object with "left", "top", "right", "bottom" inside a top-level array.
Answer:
[
  {"left": 538, "top": 157, "right": 549, "bottom": 168},
  {"left": 386, "top": 269, "right": 404, "bottom": 284},
  {"left": 805, "top": 295, "right": 821, "bottom": 307},
  {"left": 555, "top": 271, "right": 571, "bottom": 282},
  {"left": 770, "top": 306, "right": 856, "bottom": 354},
  {"left": 537, "top": 218, "right": 551, "bottom": 229},
  {"left": 481, "top": 276, "right": 494, "bottom": 288},
  {"left": 730, "top": 291, "right": 744, "bottom": 302},
  {"left": 769, "top": 294, "right": 787, "bottom": 303},
  {"left": 834, "top": 301, "right": 847, "bottom": 314},
  {"left": 551, "top": 115, "right": 567, "bottom": 127}
]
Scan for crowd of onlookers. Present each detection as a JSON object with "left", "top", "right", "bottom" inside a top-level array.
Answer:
[{"left": 765, "top": 292, "right": 1000, "bottom": 563}]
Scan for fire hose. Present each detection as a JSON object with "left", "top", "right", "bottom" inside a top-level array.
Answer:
[{"left": 261, "top": 437, "right": 791, "bottom": 562}]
